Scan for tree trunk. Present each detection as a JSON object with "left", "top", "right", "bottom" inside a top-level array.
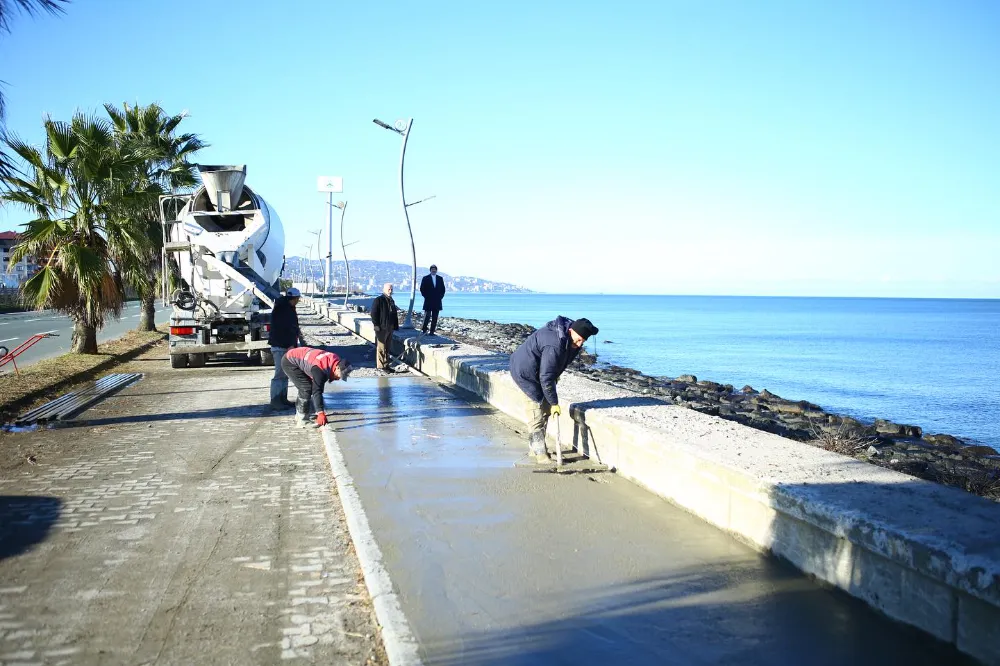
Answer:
[
  {"left": 71, "top": 320, "right": 99, "bottom": 354},
  {"left": 138, "top": 292, "right": 156, "bottom": 332}
]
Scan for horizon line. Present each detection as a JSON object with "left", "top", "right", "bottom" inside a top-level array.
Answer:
[{"left": 439, "top": 292, "right": 1000, "bottom": 301}]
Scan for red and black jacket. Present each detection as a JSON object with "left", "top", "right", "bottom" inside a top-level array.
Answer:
[{"left": 283, "top": 347, "right": 342, "bottom": 414}]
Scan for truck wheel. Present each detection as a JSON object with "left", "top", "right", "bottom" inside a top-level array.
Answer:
[
  {"left": 170, "top": 353, "right": 189, "bottom": 369},
  {"left": 260, "top": 350, "right": 275, "bottom": 366},
  {"left": 188, "top": 353, "right": 207, "bottom": 368}
]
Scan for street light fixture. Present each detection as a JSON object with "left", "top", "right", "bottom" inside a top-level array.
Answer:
[{"left": 373, "top": 116, "right": 417, "bottom": 328}]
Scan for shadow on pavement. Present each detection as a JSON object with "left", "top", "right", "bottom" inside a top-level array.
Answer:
[
  {"left": 0, "top": 495, "right": 62, "bottom": 560},
  {"left": 60, "top": 405, "right": 289, "bottom": 428}
]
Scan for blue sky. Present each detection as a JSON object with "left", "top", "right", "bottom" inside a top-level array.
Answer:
[{"left": 1, "top": 0, "right": 998, "bottom": 297}]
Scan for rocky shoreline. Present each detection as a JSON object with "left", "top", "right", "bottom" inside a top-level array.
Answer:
[{"left": 417, "top": 313, "right": 1000, "bottom": 503}]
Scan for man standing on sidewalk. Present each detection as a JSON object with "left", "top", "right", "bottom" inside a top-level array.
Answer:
[
  {"left": 370, "top": 283, "right": 399, "bottom": 376},
  {"left": 419, "top": 264, "right": 446, "bottom": 336},
  {"left": 268, "top": 287, "right": 305, "bottom": 410},
  {"left": 509, "top": 316, "right": 598, "bottom": 463},
  {"left": 280, "top": 346, "right": 352, "bottom": 427}
]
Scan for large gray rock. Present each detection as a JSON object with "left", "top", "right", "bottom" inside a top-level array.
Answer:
[{"left": 875, "top": 418, "right": 923, "bottom": 438}]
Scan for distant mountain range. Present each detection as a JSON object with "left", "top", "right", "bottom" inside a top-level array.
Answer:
[{"left": 283, "top": 257, "right": 533, "bottom": 293}]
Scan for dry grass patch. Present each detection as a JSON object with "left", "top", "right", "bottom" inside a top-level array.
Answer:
[
  {"left": 810, "top": 421, "right": 878, "bottom": 456},
  {"left": 0, "top": 328, "right": 166, "bottom": 423},
  {"left": 931, "top": 468, "right": 1000, "bottom": 502}
]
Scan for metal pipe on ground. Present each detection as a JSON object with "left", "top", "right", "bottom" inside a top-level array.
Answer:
[{"left": 14, "top": 373, "right": 143, "bottom": 425}]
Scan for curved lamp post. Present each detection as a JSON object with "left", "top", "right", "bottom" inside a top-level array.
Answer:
[
  {"left": 308, "top": 229, "right": 323, "bottom": 295},
  {"left": 332, "top": 200, "right": 350, "bottom": 307},
  {"left": 373, "top": 117, "right": 416, "bottom": 327},
  {"left": 303, "top": 243, "right": 315, "bottom": 292},
  {"left": 317, "top": 176, "right": 343, "bottom": 294}
]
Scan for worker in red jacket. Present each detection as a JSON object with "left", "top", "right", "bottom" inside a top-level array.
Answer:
[{"left": 280, "top": 347, "right": 353, "bottom": 427}]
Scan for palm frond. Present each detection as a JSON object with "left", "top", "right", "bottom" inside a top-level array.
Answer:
[
  {"left": 0, "top": 0, "right": 67, "bottom": 34},
  {"left": 44, "top": 118, "right": 76, "bottom": 161},
  {"left": 19, "top": 265, "right": 59, "bottom": 310},
  {"left": 3, "top": 132, "right": 45, "bottom": 169}
]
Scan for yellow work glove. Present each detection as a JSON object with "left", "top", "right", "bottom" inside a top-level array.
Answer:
[{"left": 550, "top": 405, "right": 562, "bottom": 417}]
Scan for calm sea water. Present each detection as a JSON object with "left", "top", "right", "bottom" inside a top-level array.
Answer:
[{"left": 428, "top": 293, "right": 1000, "bottom": 449}]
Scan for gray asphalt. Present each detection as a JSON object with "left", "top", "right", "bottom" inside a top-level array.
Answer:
[
  {"left": 0, "top": 302, "right": 171, "bottom": 369},
  {"left": 326, "top": 375, "right": 977, "bottom": 666}
]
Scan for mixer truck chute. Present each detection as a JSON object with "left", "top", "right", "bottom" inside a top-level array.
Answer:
[{"left": 160, "top": 164, "right": 286, "bottom": 369}]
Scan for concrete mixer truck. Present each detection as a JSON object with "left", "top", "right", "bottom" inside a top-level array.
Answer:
[{"left": 159, "top": 165, "right": 285, "bottom": 369}]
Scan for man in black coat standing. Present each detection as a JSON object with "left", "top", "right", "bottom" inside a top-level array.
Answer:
[
  {"left": 267, "top": 287, "right": 305, "bottom": 410},
  {"left": 419, "top": 264, "right": 446, "bottom": 335},
  {"left": 509, "top": 316, "right": 598, "bottom": 463},
  {"left": 370, "top": 282, "right": 400, "bottom": 375}
]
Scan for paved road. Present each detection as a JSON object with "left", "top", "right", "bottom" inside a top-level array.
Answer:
[
  {"left": 0, "top": 316, "right": 386, "bottom": 664},
  {"left": 327, "top": 375, "right": 977, "bottom": 666},
  {"left": 0, "top": 303, "right": 171, "bottom": 369}
]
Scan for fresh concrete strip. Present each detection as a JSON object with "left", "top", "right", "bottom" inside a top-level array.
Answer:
[
  {"left": 309, "top": 298, "right": 1000, "bottom": 665},
  {"left": 321, "top": 425, "right": 423, "bottom": 666}
]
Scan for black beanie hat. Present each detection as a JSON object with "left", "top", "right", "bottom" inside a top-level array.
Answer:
[{"left": 570, "top": 318, "right": 598, "bottom": 340}]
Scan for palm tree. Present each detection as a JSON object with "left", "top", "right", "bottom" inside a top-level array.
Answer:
[
  {"left": 105, "top": 102, "right": 205, "bottom": 331},
  {"left": 0, "top": 113, "right": 157, "bottom": 352},
  {"left": 0, "top": 0, "right": 69, "bottom": 180}
]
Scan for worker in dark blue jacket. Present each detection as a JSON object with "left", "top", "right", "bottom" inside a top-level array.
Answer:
[
  {"left": 509, "top": 316, "right": 598, "bottom": 463},
  {"left": 268, "top": 287, "right": 305, "bottom": 410}
]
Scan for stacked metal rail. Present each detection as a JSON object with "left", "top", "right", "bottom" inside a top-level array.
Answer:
[{"left": 14, "top": 373, "right": 142, "bottom": 426}]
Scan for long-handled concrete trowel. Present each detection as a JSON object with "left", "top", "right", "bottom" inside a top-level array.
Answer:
[{"left": 515, "top": 413, "right": 611, "bottom": 475}]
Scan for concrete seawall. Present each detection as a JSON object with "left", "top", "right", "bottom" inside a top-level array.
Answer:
[{"left": 310, "top": 299, "right": 1000, "bottom": 665}]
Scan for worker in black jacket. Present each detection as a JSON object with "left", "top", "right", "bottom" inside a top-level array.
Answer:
[
  {"left": 369, "top": 283, "right": 399, "bottom": 374},
  {"left": 509, "top": 316, "right": 598, "bottom": 463},
  {"left": 268, "top": 287, "right": 304, "bottom": 410}
]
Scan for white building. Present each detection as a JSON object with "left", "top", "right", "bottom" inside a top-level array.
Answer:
[{"left": 0, "top": 232, "right": 38, "bottom": 288}]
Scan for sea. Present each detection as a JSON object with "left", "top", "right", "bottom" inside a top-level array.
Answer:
[{"left": 419, "top": 293, "right": 1000, "bottom": 450}]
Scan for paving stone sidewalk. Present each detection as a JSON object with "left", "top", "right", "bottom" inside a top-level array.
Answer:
[{"left": 0, "top": 310, "right": 387, "bottom": 665}]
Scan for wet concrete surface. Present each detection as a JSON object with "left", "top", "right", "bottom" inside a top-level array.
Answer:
[{"left": 325, "top": 376, "right": 977, "bottom": 666}]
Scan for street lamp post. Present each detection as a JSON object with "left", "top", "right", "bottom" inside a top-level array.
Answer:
[
  {"left": 327, "top": 198, "right": 333, "bottom": 293},
  {"left": 373, "top": 117, "right": 416, "bottom": 328},
  {"left": 308, "top": 229, "right": 322, "bottom": 294},
  {"left": 303, "top": 244, "right": 315, "bottom": 292},
  {"left": 317, "top": 176, "right": 344, "bottom": 295},
  {"left": 331, "top": 200, "right": 350, "bottom": 307}
]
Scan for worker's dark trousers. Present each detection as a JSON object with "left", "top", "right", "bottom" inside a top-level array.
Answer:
[
  {"left": 281, "top": 357, "right": 314, "bottom": 417},
  {"left": 376, "top": 332, "right": 393, "bottom": 369},
  {"left": 422, "top": 309, "right": 440, "bottom": 334},
  {"left": 526, "top": 399, "right": 552, "bottom": 454}
]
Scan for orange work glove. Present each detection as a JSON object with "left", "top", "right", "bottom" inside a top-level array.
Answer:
[{"left": 315, "top": 412, "right": 328, "bottom": 427}]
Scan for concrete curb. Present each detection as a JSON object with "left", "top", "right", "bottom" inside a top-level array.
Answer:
[
  {"left": 320, "top": 426, "right": 423, "bottom": 666},
  {"left": 308, "top": 298, "right": 1000, "bottom": 665}
]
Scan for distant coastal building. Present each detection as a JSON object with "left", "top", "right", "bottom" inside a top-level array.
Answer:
[
  {"left": 0, "top": 231, "right": 38, "bottom": 288},
  {"left": 282, "top": 256, "right": 532, "bottom": 294}
]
